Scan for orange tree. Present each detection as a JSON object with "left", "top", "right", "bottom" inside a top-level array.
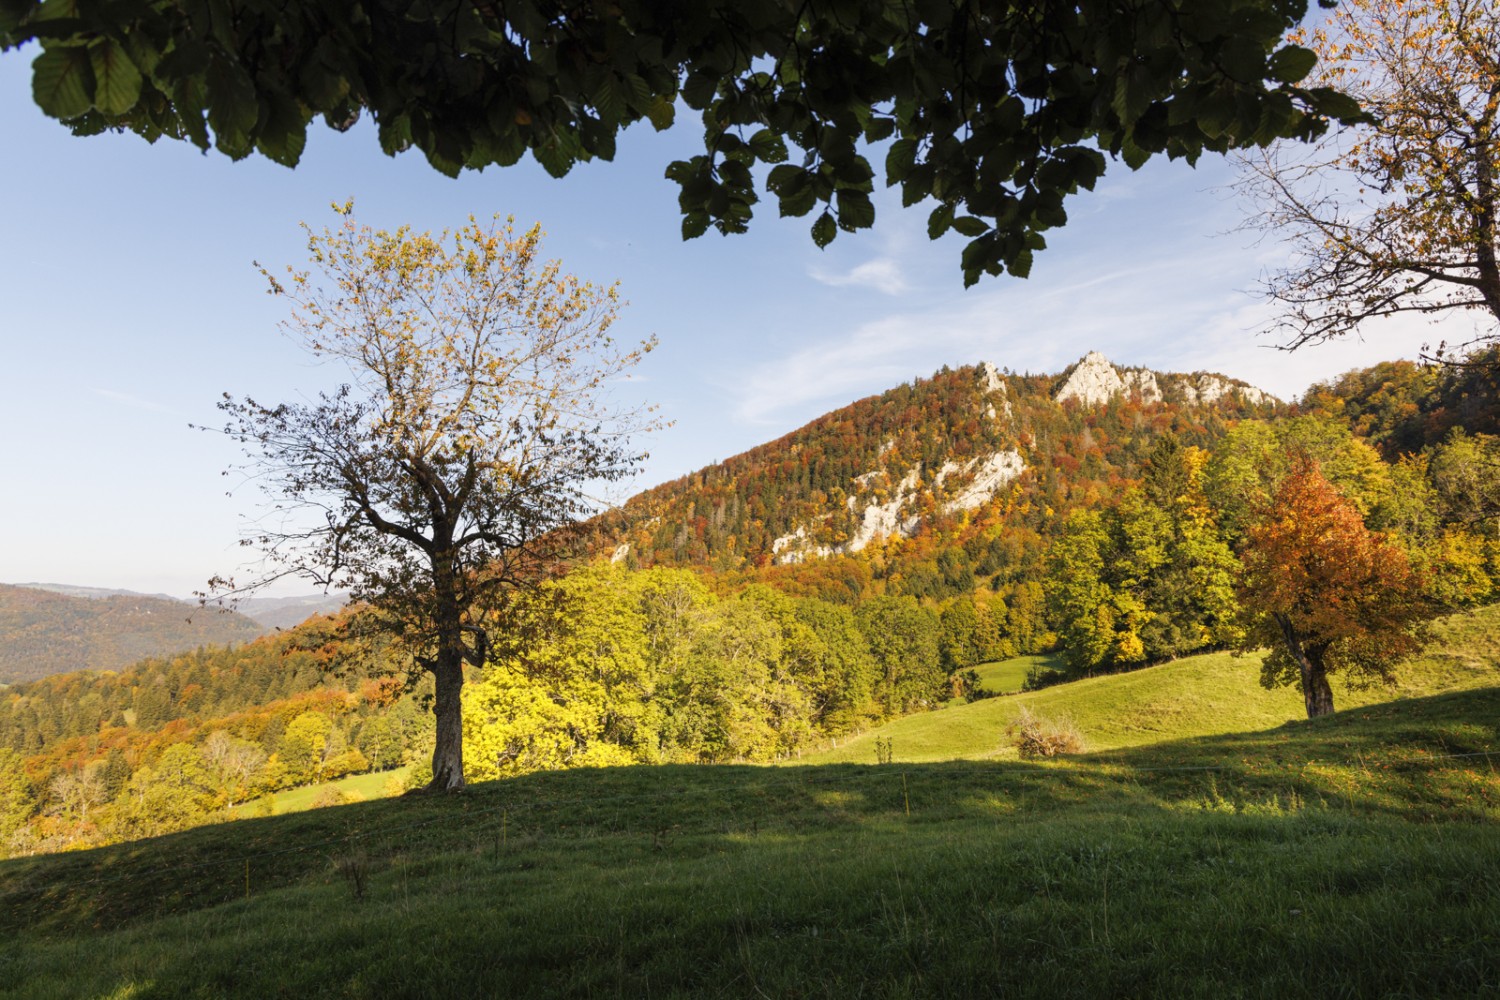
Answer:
[
  {"left": 212, "top": 205, "right": 655, "bottom": 791},
  {"left": 1237, "top": 457, "right": 1428, "bottom": 718},
  {"left": 1240, "top": 0, "right": 1500, "bottom": 353}
]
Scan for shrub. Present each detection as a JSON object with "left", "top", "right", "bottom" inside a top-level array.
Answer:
[{"left": 1009, "top": 706, "right": 1084, "bottom": 759}]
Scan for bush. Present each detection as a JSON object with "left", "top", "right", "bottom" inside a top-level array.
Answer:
[{"left": 1009, "top": 706, "right": 1084, "bottom": 759}]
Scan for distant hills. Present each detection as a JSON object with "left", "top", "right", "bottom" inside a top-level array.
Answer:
[{"left": 0, "top": 585, "right": 346, "bottom": 684}]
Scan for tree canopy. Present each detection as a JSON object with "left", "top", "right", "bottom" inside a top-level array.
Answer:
[
  {"left": 1237, "top": 457, "right": 1428, "bottom": 718},
  {"left": 4, "top": 0, "right": 1356, "bottom": 284}
]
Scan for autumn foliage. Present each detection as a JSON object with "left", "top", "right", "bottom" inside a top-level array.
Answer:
[{"left": 1239, "top": 458, "right": 1428, "bottom": 717}]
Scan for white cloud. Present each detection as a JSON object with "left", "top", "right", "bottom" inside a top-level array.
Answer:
[
  {"left": 808, "top": 256, "right": 911, "bottom": 294},
  {"left": 727, "top": 221, "right": 1479, "bottom": 427}
]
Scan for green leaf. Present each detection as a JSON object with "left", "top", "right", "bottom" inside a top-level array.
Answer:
[
  {"left": 778, "top": 185, "right": 817, "bottom": 218},
  {"left": 1267, "top": 45, "right": 1317, "bottom": 84},
  {"left": 1307, "top": 87, "right": 1364, "bottom": 123},
  {"left": 951, "top": 216, "right": 988, "bottom": 238},
  {"left": 682, "top": 211, "right": 710, "bottom": 239},
  {"left": 646, "top": 95, "right": 675, "bottom": 131},
  {"left": 885, "top": 137, "right": 917, "bottom": 183},
  {"left": 811, "top": 211, "right": 836, "bottom": 248},
  {"left": 927, "top": 202, "right": 954, "bottom": 240},
  {"left": 748, "top": 128, "right": 787, "bottom": 164},
  {"left": 204, "top": 55, "right": 257, "bottom": 147},
  {"left": 32, "top": 45, "right": 93, "bottom": 118},
  {"left": 592, "top": 76, "right": 626, "bottom": 125},
  {"left": 835, "top": 189, "right": 874, "bottom": 231},
  {"left": 89, "top": 39, "right": 141, "bottom": 116},
  {"left": 766, "top": 164, "right": 804, "bottom": 195}
]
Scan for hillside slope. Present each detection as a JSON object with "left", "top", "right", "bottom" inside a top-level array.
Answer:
[
  {"left": 3, "top": 668, "right": 1495, "bottom": 997},
  {"left": 597, "top": 353, "right": 1277, "bottom": 585},
  {"left": 0, "top": 584, "right": 266, "bottom": 683},
  {"left": 798, "top": 603, "right": 1500, "bottom": 765}
]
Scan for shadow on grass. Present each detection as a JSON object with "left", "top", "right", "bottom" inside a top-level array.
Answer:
[{"left": 2, "top": 686, "right": 1497, "bottom": 948}]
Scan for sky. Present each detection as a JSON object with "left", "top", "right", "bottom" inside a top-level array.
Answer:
[{"left": 0, "top": 47, "right": 1467, "bottom": 599}]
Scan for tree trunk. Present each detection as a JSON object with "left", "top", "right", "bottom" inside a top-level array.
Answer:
[
  {"left": 427, "top": 647, "right": 466, "bottom": 791},
  {"left": 1273, "top": 612, "right": 1336, "bottom": 719},
  {"left": 422, "top": 543, "right": 467, "bottom": 793}
]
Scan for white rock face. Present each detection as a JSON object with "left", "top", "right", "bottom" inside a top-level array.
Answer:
[
  {"left": 1056, "top": 352, "right": 1274, "bottom": 408},
  {"left": 938, "top": 450, "right": 1026, "bottom": 514},
  {"left": 847, "top": 465, "right": 922, "bottom": 552},
  {"left": 976, "top": 360, "right": 1014, "bottom": 419},
  {"left": 771, "top": 450, "right": 1025, "bottom": 565},
  {"left": 1181, "top": 373, "right": 1269, "bottom": 407},
  {"left": 977, "top": 360, "right": 1004, "bottom": 393},
  {"left": 610, "top": 543, "right": 630, "bottom": 564},
  {"left": 771, "top": 526, "right": 834, "bottom": 564},
  {"left": 1122, "top": 369, "right": 1161, "bottom": 403},
  {"left": 1055, "top": 351, "right": 1126, "bottom": 405}
]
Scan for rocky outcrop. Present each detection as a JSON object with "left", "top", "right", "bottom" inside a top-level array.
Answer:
[
  {"left": 1055, "top": 351, "right": 1126, "bottom": 406},
  {"left": 1055, "top": 352, "right": 1274, "bottom": 408},
  {"left": 935, "top": 450, "right": 1026, "bottom": 514},
  {"left": 771, "top": 449, "right": 1026, "bottom": 565}
]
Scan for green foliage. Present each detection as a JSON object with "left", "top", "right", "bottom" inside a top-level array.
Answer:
[
  {"left": 111, "top": 742, "right": 215, "bottom": 840},
  {"left": 1045, "top": 464, "right": 1239, "bottom": 677},
  {"left": 278, "top": 712, "right": 334, "bottom": 787},
  {"left": 855, "top": 595, "right": 943, "bottom": 715},
  {"left": 467, "top": 565, "right": 892, "bottom": 769},
  {"left": 1298, "top": 348, "right": 1500, "bottom": 458},
  {"left": 0, "top": 748, "right": 35, "bottom": 851},
  {"left": 3, "top": 0, "right": 1356, "bottom": 284}
]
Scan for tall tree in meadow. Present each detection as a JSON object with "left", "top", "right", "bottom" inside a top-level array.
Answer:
[
  {"left": 212, "top": 205, "right": 656, "bottom": 791},
  {"left": 1237, "top": 458, "right": 1429, "bottom": 718}
]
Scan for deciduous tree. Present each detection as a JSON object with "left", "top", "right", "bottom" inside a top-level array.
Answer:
[
  {"left": 1237, "top": 458, "right": 1428, "bottom": 718},
  {"left": 1239, "top": 0, "right": 1500, "bottom": 352},
  {"left": 212, "top": 205, "right": 655, "bottom": 791}
]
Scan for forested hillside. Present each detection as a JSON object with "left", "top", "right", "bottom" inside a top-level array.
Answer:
[
  {"left": 598, "top": 353, "right": 1278, "bottom": 599},
  {"left": 0, "top": 585, "right": 266, "bottom": 684},
  {"left": 2, "top": 349, "right": 1497, "bottom": 859}
]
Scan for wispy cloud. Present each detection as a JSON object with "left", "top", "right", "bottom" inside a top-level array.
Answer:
[
  {"left": 93, "top": 388, "right": 178, "bottom": 415},
  {"left": 809, "top": 257, "right": 911, "bottom": 295},
  {"left": 725, "top": 219, "right": 1459, "bottom": 426}
]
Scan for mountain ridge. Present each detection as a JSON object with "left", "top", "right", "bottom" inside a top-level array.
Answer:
[{"left": 598, "top": 351, "right": 1279, "bottom": 586}]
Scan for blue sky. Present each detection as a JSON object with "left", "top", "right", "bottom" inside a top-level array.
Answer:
[{"left": 0, "top": 47, "right": 1457, "bottom": 598}]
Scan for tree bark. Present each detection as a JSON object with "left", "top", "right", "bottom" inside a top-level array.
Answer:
[
  {"left": 424, "top": 546, "right": 467, "bottom": 792},
  {"left": 1273, "top": 612, "right": 1336, "bottom": 719},
  {"left": 428, "top": 649, "right": 466, "bottom": 791}
]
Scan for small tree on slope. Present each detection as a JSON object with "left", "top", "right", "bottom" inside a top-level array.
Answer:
[{"left": 1237, "top": 458, "right": 1428, "bottom": 719}]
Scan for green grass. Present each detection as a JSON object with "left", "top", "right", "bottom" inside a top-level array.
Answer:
[
  {"left": 970, "top": 652, "right": 1064, "bottom": 694},
  {"left": 2, "top": 605, "right": 1498, "bottom": 998},
  {"left": 229, "top": 766, "right": 414, "bottom": 819},
  {"left": 806, "top": 604, "right": 1500, "bottom": 766}
]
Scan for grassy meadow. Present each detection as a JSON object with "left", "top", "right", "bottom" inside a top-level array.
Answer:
[
  {"left": 2, "top": 605, "right": 1497, "bottom": 998},
  {"left": 969, "top": 653, "right": 1064, "bottom": 695},
  {"left": 227, "top": 766, "right": 414, "bottom": 820}
]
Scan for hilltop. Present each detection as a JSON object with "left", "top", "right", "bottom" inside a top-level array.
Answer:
[{"left": 597, "top": 351, "right": 1276, "bottom": 589}]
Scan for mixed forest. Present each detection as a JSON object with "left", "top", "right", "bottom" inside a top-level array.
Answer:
[{"left": 2, "top": 348, "right": 1497, "bottom": 856}]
